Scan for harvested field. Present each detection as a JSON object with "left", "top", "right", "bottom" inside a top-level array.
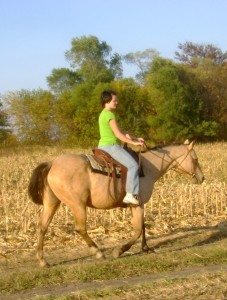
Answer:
[
  {"left": 0, "top": 143, "right": 226, "bottom": 299},
  {"left": 0, "top": 143, "right": 226, "bottom": 244}
]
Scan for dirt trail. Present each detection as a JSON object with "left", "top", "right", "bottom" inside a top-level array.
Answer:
[
  {"left": 1, "top": 264, "right": 226, "bottom": 300},
  {"left": 1, "top": 223, "right": 227, "bottom": 299}
]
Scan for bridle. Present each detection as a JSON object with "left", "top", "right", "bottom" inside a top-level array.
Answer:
[
  {"left": 147, "top": 145, "right": 198, "bottom": 180},
  {"left": 172, "top": 147, "right": 197, "bottom": 180}
]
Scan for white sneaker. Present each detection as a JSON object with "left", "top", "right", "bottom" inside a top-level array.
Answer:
[{"left": 123, "top": 193, "right": 140, "bottom": 205}]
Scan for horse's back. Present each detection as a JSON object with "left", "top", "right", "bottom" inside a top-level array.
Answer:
[{"left": 47, "top": 154, "right": 91, "bottom": 200}]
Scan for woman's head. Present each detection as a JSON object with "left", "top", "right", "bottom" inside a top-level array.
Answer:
[{"left": 100, "top": 90, "right": 117, "bottom": 107}]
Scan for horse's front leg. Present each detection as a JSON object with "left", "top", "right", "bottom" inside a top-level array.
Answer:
[
  {"left": 113, "top": 205, "right": 144, "bottom": 258},
  {"left": 141, "top": 221, "right": 155, "bottom": 253}
]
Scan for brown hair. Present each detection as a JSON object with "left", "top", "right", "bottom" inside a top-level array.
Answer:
[{"left": 100, "top": 90, "right": 116, "bottom": 107}]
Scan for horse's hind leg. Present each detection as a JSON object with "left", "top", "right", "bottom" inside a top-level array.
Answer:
[
  {"left": 70, "top": 204, "right": 105, "bottom": 259},
  {"left": 36, "top": 187, "right": 60, "bottom": 267}
]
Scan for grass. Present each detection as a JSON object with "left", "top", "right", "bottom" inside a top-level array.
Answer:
[
  {"left": 66, "top": 273, "right": 227, "bottom": 300},
  {"left": 1, "top": 232, "right": 226, "bottom": 293}
]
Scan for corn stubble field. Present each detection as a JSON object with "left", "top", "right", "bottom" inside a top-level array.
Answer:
[
  {"left": 0, "top": 143, "right": 226, "bottom": 241},
  {"left": 0, "top": 142, "right": 227, "bottom": 299}
]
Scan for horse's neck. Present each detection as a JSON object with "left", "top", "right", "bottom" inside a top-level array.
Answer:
[{"left": 142, "top": 146, "right": 183, "bottom": 181}]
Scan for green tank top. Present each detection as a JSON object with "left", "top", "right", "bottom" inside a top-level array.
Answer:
[{"left": 98, "top": 109, "right": 118, "bottom": 146}]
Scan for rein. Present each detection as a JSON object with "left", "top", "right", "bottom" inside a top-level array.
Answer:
[
  {"left": 149, "top": 146, "right": 196, "bottom": 179},
  {"left": 171, "top": 148, "right": 196, "bottom": 179}
]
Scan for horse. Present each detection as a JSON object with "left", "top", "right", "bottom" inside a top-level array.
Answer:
[{"left": 28, "top": 141, "right": 204, "bottom": 267}]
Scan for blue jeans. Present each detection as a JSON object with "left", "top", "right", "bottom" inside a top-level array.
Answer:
[{"left": 98, "top": 144, "right": 139, "bottom": 195}]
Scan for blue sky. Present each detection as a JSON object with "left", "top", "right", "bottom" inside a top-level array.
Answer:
[{"left": 1, "top": 0, "right": 227, "bottom": 95}]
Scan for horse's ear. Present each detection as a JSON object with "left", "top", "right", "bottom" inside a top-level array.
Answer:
[
  {"left": 184, "top": 139, "right": 190, "bottom": 145},
  {"left": 188, "top": 140, "right": 195, "bottom": 150}
]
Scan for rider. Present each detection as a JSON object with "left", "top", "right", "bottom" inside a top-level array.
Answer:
[{"left": 98, "top": 90, "right": 145, "bottom": 206}]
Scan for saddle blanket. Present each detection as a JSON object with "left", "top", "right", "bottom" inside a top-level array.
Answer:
[{"left": 83, "top": 154, "right": 121, "bottom": 177}]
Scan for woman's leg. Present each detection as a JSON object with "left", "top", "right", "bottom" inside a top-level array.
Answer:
[{"left": 98, "top": 144, "right": 139, "bottom": 195}]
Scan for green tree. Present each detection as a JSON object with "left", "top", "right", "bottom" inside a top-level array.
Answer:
[
  {"left": 175, "top": 42, "right": 227, "bottom": 140},
  {"left": 65, "top": 35, "right": 123, "bottom": 84},
  {"left": 52, "top": 90, "right": 77, "bottom": 144},
  {"left": 145, "top": 57, "right": 218, "bottom": 143},
  {"left": 111, "top": 79, "right": 151, "bottom": 139},
  {"left": 46, "top": 68, "right": 82, "bottom": 94},
  {"left": 0, "top": 100, "right": 10, "bottom": 144},
  {"left": 67, "top": 79, "right": 151, "bottom": 147},
  {"left": 5, "top": 89, "right": 55, "bottom": 144},
  {"left": 69, "top": 82, "right": 107, "bottom": 146},
  {"left": 190, "top": 60, "right": 227, "bottom": 139}
]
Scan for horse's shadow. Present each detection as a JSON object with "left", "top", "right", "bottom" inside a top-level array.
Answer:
[
  {"left": 143, "top": 222, "right": 227, "bottom": 253},
  {"left": 50, "top": 222, "right": 227, "bottom": 267}
]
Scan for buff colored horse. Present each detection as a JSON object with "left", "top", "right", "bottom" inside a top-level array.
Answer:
[{"left": 28, "top": 141, "right": 204, "bottom": 267}]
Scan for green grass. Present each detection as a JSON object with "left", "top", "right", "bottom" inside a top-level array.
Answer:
[
  {"left": 20, "top": 272, "right": 227, "bottom": 300},
  {"left": 1, "top": 237, "right": 226, "bottom": 294},
  {"left": 67, "top": 274, "right": 227, "bottom": 300}
]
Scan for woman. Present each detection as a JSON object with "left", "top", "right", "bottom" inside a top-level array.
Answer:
[{"left": 98, "top": 90, "right": 145, "bottom": 206}]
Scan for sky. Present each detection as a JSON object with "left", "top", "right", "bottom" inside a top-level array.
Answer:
[{"left": 1, "top": 0, "right": 227, "bottom": 95}]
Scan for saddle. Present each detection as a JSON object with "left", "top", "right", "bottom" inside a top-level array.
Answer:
[{"left": 83, "top": 145, "right": 144, "bottom": 202}]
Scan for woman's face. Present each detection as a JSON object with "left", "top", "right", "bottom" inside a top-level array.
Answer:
[{"left": 106, "top": 95, "right": 118, "bottom": 110}]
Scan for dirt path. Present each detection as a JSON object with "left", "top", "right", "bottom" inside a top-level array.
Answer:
[
  {"left": 1, "top": 264, "right": 227, "bottom": 300},
  {"left": 1, "top": 223, "right": 227, "bottom": 299}
]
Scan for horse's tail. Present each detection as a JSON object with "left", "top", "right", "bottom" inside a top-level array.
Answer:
[{"left": 28, "top": 161, "right": 52, "bottom": 205}]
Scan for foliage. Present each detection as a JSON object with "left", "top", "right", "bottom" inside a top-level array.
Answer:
[
  {"left": 46, "top": 68, "right": 82, "bottom": 94},
  {"left": 51, "top": 91, "right": 77, "bottom": 144},
  {"left": 123, "top": 48, "right": 159, "bottom": 83},
  {"left": 68, "top": 79, "right": 151, "bottom": 147},
  {"left": 0, "top": 100, "right": 11, "bottom": 144},
  {"left": 188, "top": 61, "right": 227, "bottom": 140},
  {"left": 145, "top": 57, "right": 219, "bottom": 142},
  {"left": 2, "top": 37, "right": 227, "bottom": 145},
  {"left": 70, "top": 83, "right": 101, "bottom": 146},
  {"left": 175, "top": 41, "right": 227, "bottom": 65},
  {"left": 4, "top": 89, "right": 55, "bottom": 144},
  {"left": 65, "top": 35, "right": 123, "bottom": 84},
  {"left": 111, "top": 79, "right": 151, "bottom": 139}
]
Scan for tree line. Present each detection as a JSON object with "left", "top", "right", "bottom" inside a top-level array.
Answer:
[{"left": 1, "top": 36, "right": 227, "bottom": 147}]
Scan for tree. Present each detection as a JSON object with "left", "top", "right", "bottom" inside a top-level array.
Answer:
[
  {"left": 175, "top": 42, "right": 227, "bottom": 66},
  {"left": 46, "top": 68, "right": 82, "bottom": 94},
  {"left": 124, "top": 49, "right": 159, "bottom": 83},
  {"left": 65, "top": 79, "right": 151, "bottom": 147},
  {"left": 145, "top": 57, "right": 218, "bottom": 143},
  {"left": 5, "top": 89, "right": 55, "bottom": 144},
  {"left": 51, "top": 90, "right": 77, "bottom": 144},
  {"left": 189, "top": 60, "right": 227, "bottom": 139},
  {"left": 65, "top": 35, "right": 123, "bottom": 84},
  {"left": 0, "top": 99, "right": 10, "bottom": 144},
  {"left": 68, "top": 82, "right": 107, "bottom": 146},
  {"left": 111, "top": 79, "right": 151, "bottom": 139}
]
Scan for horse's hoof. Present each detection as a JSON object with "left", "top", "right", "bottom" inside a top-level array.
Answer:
[
  {"left": 112, "top": 247, "right": 123, "bottom": 258},
  {"left": 143, "top": 246, "right": 155, "bottom": 253},
  {"left": 96, "top": 251, "right": 105, "bottom": 259},
  {"left": 39, "top": 260, "right": 49, "bottom": 268}
]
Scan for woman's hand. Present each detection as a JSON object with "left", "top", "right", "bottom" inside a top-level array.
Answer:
[
  {"left": 133, "top": 140, "right": 145, "bottom": 146},
  {"left": 137, "top": 137, "right": 145, "bottom": 143}
]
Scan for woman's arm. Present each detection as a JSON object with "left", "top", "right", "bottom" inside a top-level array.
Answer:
[{"left": 109, "top": 119, "right": 144, "bottom": 146}]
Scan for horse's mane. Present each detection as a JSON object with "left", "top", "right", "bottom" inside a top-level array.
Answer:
[
  {"left": 148, "top": 144, "right": 165, "bottom": 150},
  {"left": 148, "top": 143, "right": 183, "bottom": 151}
]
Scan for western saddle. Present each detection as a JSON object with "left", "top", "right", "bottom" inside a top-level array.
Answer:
[{"left": 91, "top": 145, "right": 144, "bottom": 201}]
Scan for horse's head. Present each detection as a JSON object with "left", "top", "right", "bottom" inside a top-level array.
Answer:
[{"left": 174, "top": 141, "right": 205, "bottom": 184}]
